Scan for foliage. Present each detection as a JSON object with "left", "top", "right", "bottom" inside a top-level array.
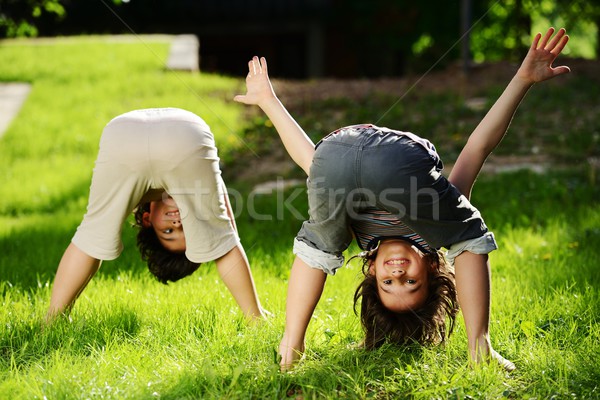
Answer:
[
  {"left": 5, "top": 0, "right": 596, "bottom": 71},
  {"left": 0, "top": 0, "right": 65, "bottom": 37},
  {"left": 470, "top": 0, "right": 600, "bottom": 62},
  {"left": 328, "top": 0, "right": 598, "bottom": 75}
]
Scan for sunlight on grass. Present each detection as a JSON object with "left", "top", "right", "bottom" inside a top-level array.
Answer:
[
  {"left": 1, "top": 37, "right": 599, "bottom": 398},
  {"left": 0, "top": 36, "right": 246, "bottom": 219}
]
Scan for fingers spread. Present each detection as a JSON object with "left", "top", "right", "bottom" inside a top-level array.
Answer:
[
  {"left": 252, "top": 57, "right": 259, "bottom": 75},
  {"left": 539, "top": 27, "right": 555, "bottom": 49},
  {"left": 233, "top": 95, "right": 245, "bottom": 103},
  {"left": 260, "top": 57, "right": 268, "bottom": 74},
  {"left": 245, "top": 56, "right": 268, "bottom": 77},
  {"left": 531, "top": 32, "right": 542, "bottom": 51},
  {"left": 547, "top": 28, "right": 566, "bottom": 51},
  {"left": 552, "top": 35, "right": 569, "bottom": 56},
  {"left": 552, "top": 65, "right": 571, "bottom": 77}
]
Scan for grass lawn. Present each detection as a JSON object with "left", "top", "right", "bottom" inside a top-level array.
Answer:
[{"left": 1, "top": 36, "right": 599, "bottom": 399}]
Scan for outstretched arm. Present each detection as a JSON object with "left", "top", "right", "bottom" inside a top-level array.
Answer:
[
  {"left": 235, "top": 58, "right": 327, "bottom": 367},
  {"left": 46, "top": 243, "right": 101, "bottom": 321},
  {"left": 234, "top": 56, "right": 315, "bottom": 175},
  {"left": 449, "top": 27, "right": 570, "bottom": 198},
  {"left": 449, "top": 28, "right": 569, "bottom": 371}
]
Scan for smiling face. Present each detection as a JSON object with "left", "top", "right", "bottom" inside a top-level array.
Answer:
[
  {"left": 368, "top": 239, "right": 432, "bottom": 313},
  {"left": 142, "top": 197, "right": 186, "bottom": 253}
]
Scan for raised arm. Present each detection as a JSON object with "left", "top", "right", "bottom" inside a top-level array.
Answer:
[
  {"left": 449, "top": 27, "right": 570, "bottom": 198},
  {"left": 234, "top": 56, "right": 315, "bottom": 175},
  {"left": 450, "top": 28, "right": 569, "bottom": 371}
]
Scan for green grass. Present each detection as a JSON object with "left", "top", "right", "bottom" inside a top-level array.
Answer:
[{"left": 1, "top": 36, "right": 599, "bottom": 399}]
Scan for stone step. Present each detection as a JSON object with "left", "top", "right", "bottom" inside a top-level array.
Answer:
[{"left": 165, "top": 34, "right": 199, "bottom": 72}]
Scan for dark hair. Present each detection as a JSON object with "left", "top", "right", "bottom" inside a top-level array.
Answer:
[
  {"left": 353, "top": 250, "right": 458, "bottom": 350},
  {"left": 133, "top": 204, "right": 201, "bottom": 284}
]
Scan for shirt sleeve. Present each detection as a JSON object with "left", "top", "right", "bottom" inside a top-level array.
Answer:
[
  {"left": 445, "top": 231, "right": 498, "bottom": 266},
  {"left": 293, "top": 238, "right": 345, "bottom": 275}
]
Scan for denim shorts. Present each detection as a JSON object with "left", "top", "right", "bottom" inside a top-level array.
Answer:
[{"left": 293, "top": 125, "right": 496, "bottom": 274}]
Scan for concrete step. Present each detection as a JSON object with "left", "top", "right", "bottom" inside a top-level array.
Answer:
[{"left": 165, "top": 34, "right": 199, "bottom": 72}]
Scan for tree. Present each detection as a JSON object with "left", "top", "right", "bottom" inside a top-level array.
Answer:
[
  {"left": 0, "top": 0, "right": 65, "bottom": 38},
  {"left": 469, "top": 0, "right": 599, "bottom": 62},
  {"left": 538, "top": 0, "right": 600, "bottom": 58},
  {"left": 329, "top": 0, "right": 463, "bottom": 76}
]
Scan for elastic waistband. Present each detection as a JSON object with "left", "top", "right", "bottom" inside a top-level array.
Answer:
[{"left": 317, "top": 124, "right": 416, "bottom": 148}]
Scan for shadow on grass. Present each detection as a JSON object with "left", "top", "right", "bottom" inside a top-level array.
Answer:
[
  {"left": 0, "top": 222, "right": 148, "bottom": 291},
  {"left": 0, "top": 174, "right": 92, "bottom": 217},
  {"left": 0, "top": 306, "right": 141, "bottom": 371},
  {"left": 155, "top": 344, "right": 426, "bottom": 399},
  {"left": 474, "top": 169, "right": 599, "bottom": 231},
  {"left": 287, "top": 344, "right": 427, "bottom": 398}
]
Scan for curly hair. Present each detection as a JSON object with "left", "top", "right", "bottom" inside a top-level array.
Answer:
[
  {"left": 353, "top": 250, "right": 458, "bottom": 350},
  {"left": 133, "top": 204, "right": 201, "bottom": 284}
]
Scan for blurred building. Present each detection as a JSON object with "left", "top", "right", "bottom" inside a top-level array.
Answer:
[
  {"left": 190, "top": 0, "right": 330, "bottom": 78},
  {"left": 41, "top": 0, "right": 409, "bottom": 78}
]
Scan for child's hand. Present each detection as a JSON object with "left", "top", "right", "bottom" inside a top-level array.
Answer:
[
  {"left": 233, "top": 56, "right": 277, "bottom": 107},
  {"left": 491, "top": 349, "right": 516, "bottom": 372},
  {"left": 470, "top": 338, "right": 516, "bottom": 372},
  {"left": 517, "top": 27, "right": 570, "bottom": 84},
  {"left": 278, "top": 334, "right": 305, "bottom": 371}
]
